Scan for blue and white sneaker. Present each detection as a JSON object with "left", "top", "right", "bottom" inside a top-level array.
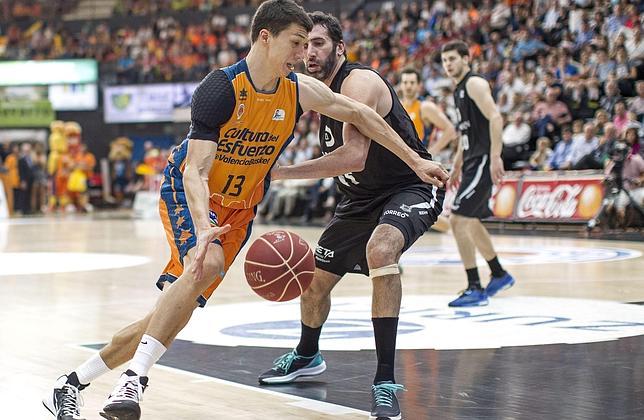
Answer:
[
  {"left": 448, "top": 288, "right": 489, "bottom": 307},
  {"left": 258, "top": 350, "right": 326, "bottom": 384},
  {"left": 370, "top": 381, "right": 405, "bottom": 420},
  {"left": 485, "top": 272, "right": 515, "bottom": 297}
]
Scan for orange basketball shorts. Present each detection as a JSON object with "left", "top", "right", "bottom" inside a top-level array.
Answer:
[{"left": 157, "top": 172, "right": 256, "bottom": 307}]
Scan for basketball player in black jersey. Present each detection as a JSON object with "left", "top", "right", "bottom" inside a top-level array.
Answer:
[
  {"left": 258, "top": 12, "right": 447, "bottom": 420},
  {"left": 440, "top": 41, "right": 515, "bottom": 307}
]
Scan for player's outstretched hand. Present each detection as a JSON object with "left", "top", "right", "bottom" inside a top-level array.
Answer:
[
  {"left": 490, "top": 155, "right": 505, "bottom": 185},
  {"left": 415, "top": 160, "right": 449, "bottom": 188},
  {"left": 191, "top": 224, "right": 231, "bottom": 282}
]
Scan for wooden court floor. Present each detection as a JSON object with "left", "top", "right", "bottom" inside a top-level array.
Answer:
[{"left": 0, "top": 215, "right": 642, "bottom": 419}]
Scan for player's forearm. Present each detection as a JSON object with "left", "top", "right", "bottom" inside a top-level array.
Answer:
[
  {"left": 489, "top": 114, "right": 503, "bottom": 157},
  {"left": 274, "top": 147, "right": 363, "bottom": 180},
  {"left": 354, "top": 105, "right": 423, "bottom": 169},
  {"left": 183, "top": 164, "right": 212, "bottom": 233}
]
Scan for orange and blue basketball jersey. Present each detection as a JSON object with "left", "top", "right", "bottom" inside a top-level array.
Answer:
[
  {"left": 158, "top": 59, "right": 301, "bottom": 306},
  {"left": 403, "top": 98, "right": 427, "bottom": 146}
]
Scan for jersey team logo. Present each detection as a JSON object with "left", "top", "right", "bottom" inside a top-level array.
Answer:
[
  {"left": 236, "top": 103, "right": 245, "bottom": 120},
  {"left": 272, "top": 109, "right": 285, "bottom": 121}
]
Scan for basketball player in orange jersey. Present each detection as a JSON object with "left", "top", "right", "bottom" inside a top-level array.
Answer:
[
  {"left": 399, "top": 67, "right": 457, "bottom": 157},
  {"left": 441, "top": 41, "right": 515, "bottom": 308},
  {"left": 258, "top": 12, "right": 447, "bottom": 420},
  {"left": 42, "top": 2, "right": 448, "bottom": 420},
  {"left": 400, "top": 67, "right": 456, "bottom": 233}
]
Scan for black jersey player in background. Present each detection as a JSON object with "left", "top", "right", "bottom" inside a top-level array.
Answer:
[
  {"left": 440, "top": 41, "right": 516, "bottom": 307},
  {"left": 258, "top": 12, "right": 447, "bottom": 420}
]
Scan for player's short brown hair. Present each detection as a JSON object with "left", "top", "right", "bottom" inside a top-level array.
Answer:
[
  {"left": 400, "top": 67, "right": 421, "bottom": 83},
  {"left": 250, "top": 0, "right": 313, "bottom": 43},
  {"left": 441, "top": 40, "right": 470, "bottom": 57}
]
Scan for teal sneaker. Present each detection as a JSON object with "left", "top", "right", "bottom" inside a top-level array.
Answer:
[
  {"left": 370, "top": 381, "right": 405, "bottom": 420},
  {"left": 258, "top": 350, "right": 326, "bottom": 384}
]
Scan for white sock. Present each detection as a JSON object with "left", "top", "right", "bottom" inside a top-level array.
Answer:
[
  {"left": 127, "top": 334, "right": 167, "bottom": 377},
  {"left": 75, "top": 353, "right": 110, "bottom": 385}
]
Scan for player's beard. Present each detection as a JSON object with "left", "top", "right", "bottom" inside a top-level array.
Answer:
[{"left": 306, "top": 51, "right": 338, "bottom": 81}]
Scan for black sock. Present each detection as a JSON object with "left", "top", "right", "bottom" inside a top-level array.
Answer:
[
  {"left": 295, "top": 322, "right": 322, "bottom": 357},
  {"left": 466, "top": 267, "right": 482, "bottom": 290},
  {"left": 372, "top": 317, "right": 398, "bottom": 384},
  {"left": 66, "top": 372, "right": 88, "bottom": 390},
  {"left": 486, "top": 256, "right": 506, "bottom": 278}
]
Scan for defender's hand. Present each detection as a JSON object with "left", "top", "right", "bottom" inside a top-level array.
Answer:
[
  {"left": 191, "top": 224, "right": 231, "bottom": 282},
  {"left": 415, "top": 160, "right": 449, "bottom": 188}
]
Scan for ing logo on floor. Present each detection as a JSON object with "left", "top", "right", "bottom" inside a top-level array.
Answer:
[
  {"left": 399, "top": 245, "right": 641, "bottom": 266},
  {"left": 178, "top": 295, "right": 644, "bottom": 350}
]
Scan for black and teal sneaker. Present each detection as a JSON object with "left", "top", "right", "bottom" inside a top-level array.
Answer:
[
  {"left": 370, "top": 381, "right": 405, "bottom": 420},
  {"left": 258, "top": 350, "right": 326, "bottom": 384}
]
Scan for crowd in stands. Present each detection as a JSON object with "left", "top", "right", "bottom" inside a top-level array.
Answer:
[{"left": 0, "top": 0, "right": 642, "bottom": 222}]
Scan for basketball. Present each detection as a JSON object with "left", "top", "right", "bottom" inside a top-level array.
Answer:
[{"left": 244, "top": 230, "right": 315, "bottom": 302}]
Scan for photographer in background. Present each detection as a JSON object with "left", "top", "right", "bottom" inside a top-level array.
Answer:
[{"left": 604, "top": 126, "right": 644, "bottom": 227}]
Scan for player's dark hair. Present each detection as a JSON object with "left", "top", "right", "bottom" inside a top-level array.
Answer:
[
  {"left": 401, "top": 67, "right": 421, "bottom": 83},
  {"left": 250, "top": 0, "right": 313, "bottom": 43},
  {"left": 308, "top": 11, "right": 347, "bottom": 57},
  {"left": 441, "top": 40, "right": 470, "bottom": 57}
]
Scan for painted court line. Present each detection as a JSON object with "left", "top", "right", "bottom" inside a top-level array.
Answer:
[{"left": 72, "top": 344, "right": 369, "bottom": 417}]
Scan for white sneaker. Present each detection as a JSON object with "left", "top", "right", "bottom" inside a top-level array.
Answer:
[
  {"left": 100, "top": 370, "right": 148, "bottom": 420},
  {"left": 42, "top": 374, "right": 85, "bottom": 420}
]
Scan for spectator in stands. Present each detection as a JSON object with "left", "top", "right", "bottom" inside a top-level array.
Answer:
[
  {"left": 529, "top": 137, "right": 553, "bottom": 171},
  {"left": 567, "top": 122, "right": 599, "bottom": 169},
  {"left": 601, "top": 80, "right": 624, "bottom": 115},
  {"left": 574, "top": 122, "right": 617, "bottom": 170},
  {"left": 532, "top": 88, "right": 572, "bottom": 138},
  {"left": 594, "top": 109, "right": 611, "bottom": 136},
  {"left": 628, "top": 80, "right": 644, "bottom": 120},
  {"left": 594, "top": 48, "right": 616, "bottom": 82},
  {"left": 624, "top": 25, "right": 643, "bottom": 61},
  {"left": 613, "top": 100, "right": 630, "bottom": 134},
  {"left": 502, "top": 112, "right": 532, "bottom": 170},
  {"left": 547, "top": 127, "right": 575, "bottom": 171}
]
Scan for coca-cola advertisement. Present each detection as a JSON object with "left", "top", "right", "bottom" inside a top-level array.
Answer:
[
  {"left": 442, "top": 173, "right": 604, "bottom": 222},
  {"left": 515, "top": 176, "right": 604, "bottom": 220}
]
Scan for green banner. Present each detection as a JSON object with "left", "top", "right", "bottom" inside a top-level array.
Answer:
[{"left": 0, "top": 100, "right": 55, "bottom": 127}]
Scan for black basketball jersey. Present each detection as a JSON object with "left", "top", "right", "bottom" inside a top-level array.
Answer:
[
  {"left": 454, "top": 71, "right": 491, "bottom": 162},
  {"left": 319, "top": 61, "right": 433, "bottom": 216}
]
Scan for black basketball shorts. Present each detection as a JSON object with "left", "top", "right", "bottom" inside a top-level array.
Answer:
[
  {"left": 315, "top": 183, "right": 445, "bottom": 277},
  {"left": 451, "top": 154, "right": 493, "bottom": 219}
]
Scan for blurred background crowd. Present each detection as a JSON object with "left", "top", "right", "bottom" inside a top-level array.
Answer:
[{"left": 0, "top": 0, "right": 642, "bottom": 225}]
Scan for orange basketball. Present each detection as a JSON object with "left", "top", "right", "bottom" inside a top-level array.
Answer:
[{"left": 244, "top": 230, "right": 315, "bottom": 302}]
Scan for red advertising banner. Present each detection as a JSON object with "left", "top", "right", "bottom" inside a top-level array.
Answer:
[
  {"left": 442, "top": 172, "right": 605, "bottom": 222},
  {"left": 514, "top": 175, "right": 604, "bottom": 221}
]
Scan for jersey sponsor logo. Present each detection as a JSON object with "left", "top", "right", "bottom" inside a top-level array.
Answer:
[
  {"left": 217, "top": 128, "right": 281, "bottom": 165},
  {"left": 383, "top": 209, "right": 408, "bottom": 218},
  {"left": 315, "top": 245, "right": 335, "bottom": 263},
  {"left": 271, "top": 109, "right": 285, "bottom": 121},
  {"left": 239, "top": 88, "right": 248, "bottom": 101},
  {"left": 322, "top": 125, "right": 359, "bottom": 186},
  {"left": 176, "top": 295, "right": 644, "bottom": 350}
]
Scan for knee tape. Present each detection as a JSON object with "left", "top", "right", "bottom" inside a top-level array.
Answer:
[{"left": 369, "top": 263, "right": 400, "bottom": 278}]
